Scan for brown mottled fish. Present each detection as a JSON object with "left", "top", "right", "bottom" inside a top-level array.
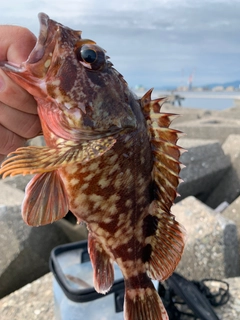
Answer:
[{"left": 0, "top": 13, "right": 185, "bottom": 320}]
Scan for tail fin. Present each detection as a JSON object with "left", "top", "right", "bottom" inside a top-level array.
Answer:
[{"left": 124, "top": 281, "right": 168, "bottom": 320}]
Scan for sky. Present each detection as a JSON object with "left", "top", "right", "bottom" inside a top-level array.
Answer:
[{"left": 0, "top": 0, "right": 239, "bottom": 89}]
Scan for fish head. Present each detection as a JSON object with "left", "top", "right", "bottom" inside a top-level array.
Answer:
[{"left": 1, "top": 12, "right": 137, "bottom": 138}]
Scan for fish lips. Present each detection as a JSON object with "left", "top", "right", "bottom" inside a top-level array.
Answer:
[
  {"left": 25, "top": 12, "right": 66, "bottom": 79},
  {"left": 27, "top": 13, "right": 50, "bottom": 64}
]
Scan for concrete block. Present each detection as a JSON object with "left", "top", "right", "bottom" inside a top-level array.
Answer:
[
  {"left": 0, "top": 180, "right": 25, "bottom": 206},
  {"left": 161, "top": 103, "right": 212, "bottom": 126},
  {"left": 0, "top": 205, "right": 84, "bottom": 299},
  {"left": 28, "top": 136, "right": 46, "bottom": 146},
  {"left": 172, "top": 196, "right": 239, "bottom": 280},
  {"left": 1, "top": 175, "right": 33, "bottom": 193},
  {"left": 0, "top": 273, "right": 54, "bottom": 320},
  {"left": 56, "top": 219, "right": 88, "bottom": 242},
  {"left": 178, "top": 139, "right": 231, "bottom": 202},
  {"left": 222, "top": 195, "right": 240, "bottom": 268},
  {"left": 214, "top": 105, "right": 240, "bottom": 120},
  {"left": 176, "top": 117, "right": 240, "bottom": 144},
  {"left": 206, "top": 135, "right": 240, "bottom": 208}
]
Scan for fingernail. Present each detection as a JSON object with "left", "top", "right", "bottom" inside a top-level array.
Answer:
[{"left": 0, "top": 75, "right": 5, "bottom": 92}]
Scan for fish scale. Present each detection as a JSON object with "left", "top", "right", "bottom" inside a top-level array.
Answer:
[{"left": 0, "top": 12, "right": 186, "bottom": 320}]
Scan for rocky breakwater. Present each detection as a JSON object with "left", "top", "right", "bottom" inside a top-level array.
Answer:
[{"left": 1, "top": 102, "right": 240, "bottom": 318}]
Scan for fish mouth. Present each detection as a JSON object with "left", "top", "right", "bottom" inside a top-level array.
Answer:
[{"left": 27, "top": 13, "right": 50, "bottom": 64}]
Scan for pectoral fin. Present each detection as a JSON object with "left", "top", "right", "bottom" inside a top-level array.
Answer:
[
  {"left": 22, "top": 171, "right": 69, "bottom": 226},
  {"left": 0, "top": 136, "right": 116, "bottom": 178}
]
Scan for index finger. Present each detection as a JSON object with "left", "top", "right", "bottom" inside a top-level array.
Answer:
[{"left": 0, "top": 25, "right": 36, "bottom": 63}]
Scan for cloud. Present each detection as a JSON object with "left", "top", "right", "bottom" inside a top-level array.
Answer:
[{"left": 0, "top": 0, "right": 239, "bottom": 87}]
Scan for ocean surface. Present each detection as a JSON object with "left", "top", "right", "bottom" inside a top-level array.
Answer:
[
  {"left": 181, "top": 98, "right": 231, "bottom": 110},
  {"left": 134, "top": 90, "right": 240, "bottom": 111},
  {"left": 179, "top": 92, "right": 239, "bottom": 111}
]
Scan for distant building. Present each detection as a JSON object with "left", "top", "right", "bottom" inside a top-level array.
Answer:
[
  {"left": 194, "top": 87, "right": 204, "bottom": 92},
  {"left": 225, "top": 86, "right": 235, "bottom": 91},
  {"left": 134, "top": 85, "right": 145, "bottom": 92},
  {"left": 177, "top": 86, "right": 189, "bottom": 91},
  {"left": 212, "top": 86, "right": 224, "bottom": 92}
]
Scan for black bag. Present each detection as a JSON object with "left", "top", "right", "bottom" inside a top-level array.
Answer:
[{"left": 159, "top": 272, "right": 229, "bottom": 320}]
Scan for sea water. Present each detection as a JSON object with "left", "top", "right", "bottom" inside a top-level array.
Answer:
[
  {"left": 134, "top": 89, "right": 240, "bottom": 111},
  {"left": 168, "top": 91, "right": 240, "bottom": 111},
  {"left": 181, "top": 97, "right": 234, "bottom": 110}
]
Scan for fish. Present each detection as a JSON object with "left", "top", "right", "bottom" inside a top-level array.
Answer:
[
  {"left": 0, "top": 13, "right": 185, "bottom": 320},
  {"left": 65, "top": 274, "right": 91, "bottom": 289}
]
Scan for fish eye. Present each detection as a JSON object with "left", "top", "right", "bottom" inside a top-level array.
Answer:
[
  {"left": 81, "top": 48, "right": 97, "bottom": 64},
  {"left": 76, "top": 44, "right": 106, "bottom": 70}
]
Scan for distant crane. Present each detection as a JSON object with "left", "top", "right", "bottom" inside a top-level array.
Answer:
[{"left": 188, "top": 68, "right": 196, "bottom": 90}]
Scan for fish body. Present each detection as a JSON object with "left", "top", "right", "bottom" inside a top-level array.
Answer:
[{"left": 0, "top": 13, "right": 185, "bottom": 320}]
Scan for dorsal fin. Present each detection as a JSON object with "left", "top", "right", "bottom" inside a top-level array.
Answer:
[
  {"left": 141, "top": 90, "right": 186, "bottom": 281},
  {"left": 140, "top": 90, "right": 186, "bottom": 212}
]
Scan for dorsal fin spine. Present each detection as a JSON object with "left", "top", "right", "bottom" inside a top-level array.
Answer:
[{"left": 140, "top": 89, "right": 184, "bottom": 211}]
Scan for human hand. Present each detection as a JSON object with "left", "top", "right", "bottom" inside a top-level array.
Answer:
[{"left": 0, "top": 26, "right": 41, "bottom": 162}]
